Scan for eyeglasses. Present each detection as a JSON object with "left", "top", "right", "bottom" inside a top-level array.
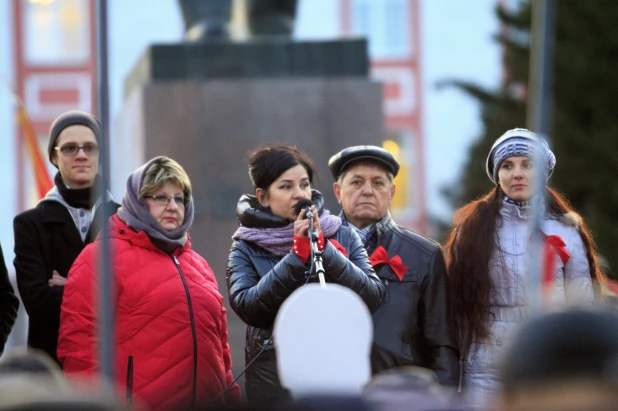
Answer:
[
  {"left": 55, "top": 143, "right": 99, "bottom": 157},
  {"left": 143, "top": 195, "right": 186, "bottom": 208}
]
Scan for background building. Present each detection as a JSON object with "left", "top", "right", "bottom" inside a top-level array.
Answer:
[
  {"left": 340, "top": 0, "right": 426, "bottom": 232},
  {"left": 12, "top": 0, "right": 97, "bottom": 210},
  {"left": 0, "top": 0, "right": 501, "bottom": 353}
]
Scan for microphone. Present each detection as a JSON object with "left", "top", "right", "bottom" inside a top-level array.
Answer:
[
  {"left": 294, "top": 198, "right": 326, "bottom": 288},
  {"left": 294, "top": 199, "right": 315, "bottom": 219}
]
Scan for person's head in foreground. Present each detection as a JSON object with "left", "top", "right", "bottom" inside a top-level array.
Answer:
[{"left": 499, "top": 309, "right": 618, "bottom": 411}]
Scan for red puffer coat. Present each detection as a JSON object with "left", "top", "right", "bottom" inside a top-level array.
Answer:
[{"left": 58, "top": 215, "right": 241, "bottom": 409}]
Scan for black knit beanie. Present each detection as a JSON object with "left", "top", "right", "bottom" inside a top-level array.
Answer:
[{"left": 48, "top": 110, "right": 101, "bottom": 168}]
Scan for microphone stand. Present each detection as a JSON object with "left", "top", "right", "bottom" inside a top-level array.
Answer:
[{"left": 307, "top": 210, "right": 326, "bottom": 289}]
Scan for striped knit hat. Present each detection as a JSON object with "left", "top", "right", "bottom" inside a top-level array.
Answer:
[{"left": 486, "top": 128, "right": 556, "bottom": 184}]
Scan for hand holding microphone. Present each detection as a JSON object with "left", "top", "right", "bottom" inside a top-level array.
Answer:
[
  {"left": 293, "top": 199, "right": 327, "bottom": 287},
  {"left": 293, "top": 199, "right": 321, "bottom": 238}
]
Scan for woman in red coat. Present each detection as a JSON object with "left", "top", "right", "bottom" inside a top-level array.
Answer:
[{"left": 57, "top": 156, "right": 241, "bottom": 410}]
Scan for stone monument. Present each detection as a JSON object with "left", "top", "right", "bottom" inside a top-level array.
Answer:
[
  {"left": 115, "top": 0, "right": 385, "bottom": 391},
  {"left": 177, "top": 0, "right": 298, "bottom": 40}
]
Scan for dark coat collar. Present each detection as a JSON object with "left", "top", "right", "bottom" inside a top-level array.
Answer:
[
  {"left": 38, "top": 199, "right": 119, "bottom": 246},
  {"left": 39, "top": 200, "right": 74, "bottom": 224},
  {"left": 373, "top": 212, "right": 396, "bottom": 244},
  {"left": 37, "top": 201, "right": 83, "bottom": 249}
]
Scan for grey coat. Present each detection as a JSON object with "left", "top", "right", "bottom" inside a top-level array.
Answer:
[{"left": 463, "top": 200, "right": 593, "bottom": 406}]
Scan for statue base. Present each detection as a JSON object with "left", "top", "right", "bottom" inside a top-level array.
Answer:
[
  {"left": 115, "top": 38, "right": 384, "bottom": 388},
  {"left": 124, "top": 38, "right": 370, "bottom": 98}
]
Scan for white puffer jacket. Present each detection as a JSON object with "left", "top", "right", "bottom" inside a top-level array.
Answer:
[{"left": 463, "top": 200, "right": 594, "bottom": 407}]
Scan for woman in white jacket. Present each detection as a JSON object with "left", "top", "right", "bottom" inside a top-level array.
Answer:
[{"left": 444, "top": 128, "right": 606, "bottom": 407}]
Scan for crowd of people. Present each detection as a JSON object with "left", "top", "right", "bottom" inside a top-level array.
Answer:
[{"left": 0, "top": 110, "right": 616, "bottom": 410}]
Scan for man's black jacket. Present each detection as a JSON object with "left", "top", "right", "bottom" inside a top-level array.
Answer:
[
  {"left": 13, "top": 200, "right": 119, "bottom": 363},
  {"left": 0, "top": 242, "right": 19, "bottom": 353},
  {"left": 365, "top": 213, "right": 460, "bottom": 386}
]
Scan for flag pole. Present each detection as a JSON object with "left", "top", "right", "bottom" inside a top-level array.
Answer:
[
  {"left": 95, "top": 0, "right": 114, "bottom": 384},
  {"left": 526, "top": 0, "right": 556, "bottom": 312}
]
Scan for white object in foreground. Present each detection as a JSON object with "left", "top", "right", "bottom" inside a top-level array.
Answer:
[{"left": 274, "top": 283, "right": 373, "bottom": 398}]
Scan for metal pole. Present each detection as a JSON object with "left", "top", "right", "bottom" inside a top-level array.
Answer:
[
  {"left": 526, "top": 0, "right": 556, "bottom": 312},
  {"left": 95, "top": 0, "right": 114, "bottom": 384}
]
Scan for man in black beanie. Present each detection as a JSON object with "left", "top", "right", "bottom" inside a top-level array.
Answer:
[{"left": 13, "top": 110, "right": 119, "bottom": 365}]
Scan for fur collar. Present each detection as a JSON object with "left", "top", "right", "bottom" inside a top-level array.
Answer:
[{"left": 560, "top": 211, "right": 581, "bottom": 228}]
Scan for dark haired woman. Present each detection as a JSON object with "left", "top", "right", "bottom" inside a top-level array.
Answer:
[
  {"left": 444, "top": 128, "right": 606, "bottom": 406},
  {"left": 227, "top": 144, "right": 385, "bottom": 406}
]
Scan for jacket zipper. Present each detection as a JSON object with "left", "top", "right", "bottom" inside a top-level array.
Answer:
[
  {"left": 172, "top": 255, "right": 198, "bottom": 408},
  {"left": 458, "top": 357, "right": 464, "bottom": 392},
  {"left": 126, "top": 356, "right": 134, "bottom": 406},
  {"left": 383, "top": 278, "right": 390, "bottom": 303}
]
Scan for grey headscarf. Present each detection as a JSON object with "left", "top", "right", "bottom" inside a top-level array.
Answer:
[{"left": 117, "top": 156, "right": 194, "bottom": 252}]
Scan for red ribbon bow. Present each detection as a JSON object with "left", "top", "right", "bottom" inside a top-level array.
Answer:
[
  {"left": 369, "top": 246, "right": 409, "bottom": 281},
  {"left": 542, "top": 233, "right": 571, "bottom": 289}
]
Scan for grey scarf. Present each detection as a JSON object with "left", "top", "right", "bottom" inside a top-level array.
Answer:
[
  {"left": 117, "top": 156, "right": 194, "bottom": 253},
  {"left": 233, "top": 210, "right": 342, "bottom": 256}
]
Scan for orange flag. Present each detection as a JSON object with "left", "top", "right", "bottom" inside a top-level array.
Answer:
[{"left": 13, "top": 94, "right": 53, "bottom": 199}]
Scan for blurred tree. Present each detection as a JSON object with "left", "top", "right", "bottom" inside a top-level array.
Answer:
[{"left": 442, "top": 0, "right": 618, "bottom": 279}]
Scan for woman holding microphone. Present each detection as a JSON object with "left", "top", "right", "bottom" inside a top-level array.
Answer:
[{"left": 227, "top": 144, "right": 385, "bottom": 406}]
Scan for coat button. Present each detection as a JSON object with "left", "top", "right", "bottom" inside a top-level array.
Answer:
[
  {"left": 119, "top": 230, "right": 125, "bottom": 234},
  {"left": 496, "top": 338, "right": 503, "bottom": 347}
]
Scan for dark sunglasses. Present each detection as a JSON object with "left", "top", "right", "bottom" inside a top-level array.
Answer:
[{"left": 55, "top": 143, "right": 99, "bottom": 156}]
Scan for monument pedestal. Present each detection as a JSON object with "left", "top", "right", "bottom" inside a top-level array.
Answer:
[{"left": 115, "top": 38, "right": 385, "bottom": 387}]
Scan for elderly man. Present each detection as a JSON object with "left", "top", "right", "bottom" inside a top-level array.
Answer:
[
  {"left": 13, "top": 111, "right": 119, "bottom": 365},
  {"left": 328, "top": 145, "right": 459, "bottom": 386}
]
